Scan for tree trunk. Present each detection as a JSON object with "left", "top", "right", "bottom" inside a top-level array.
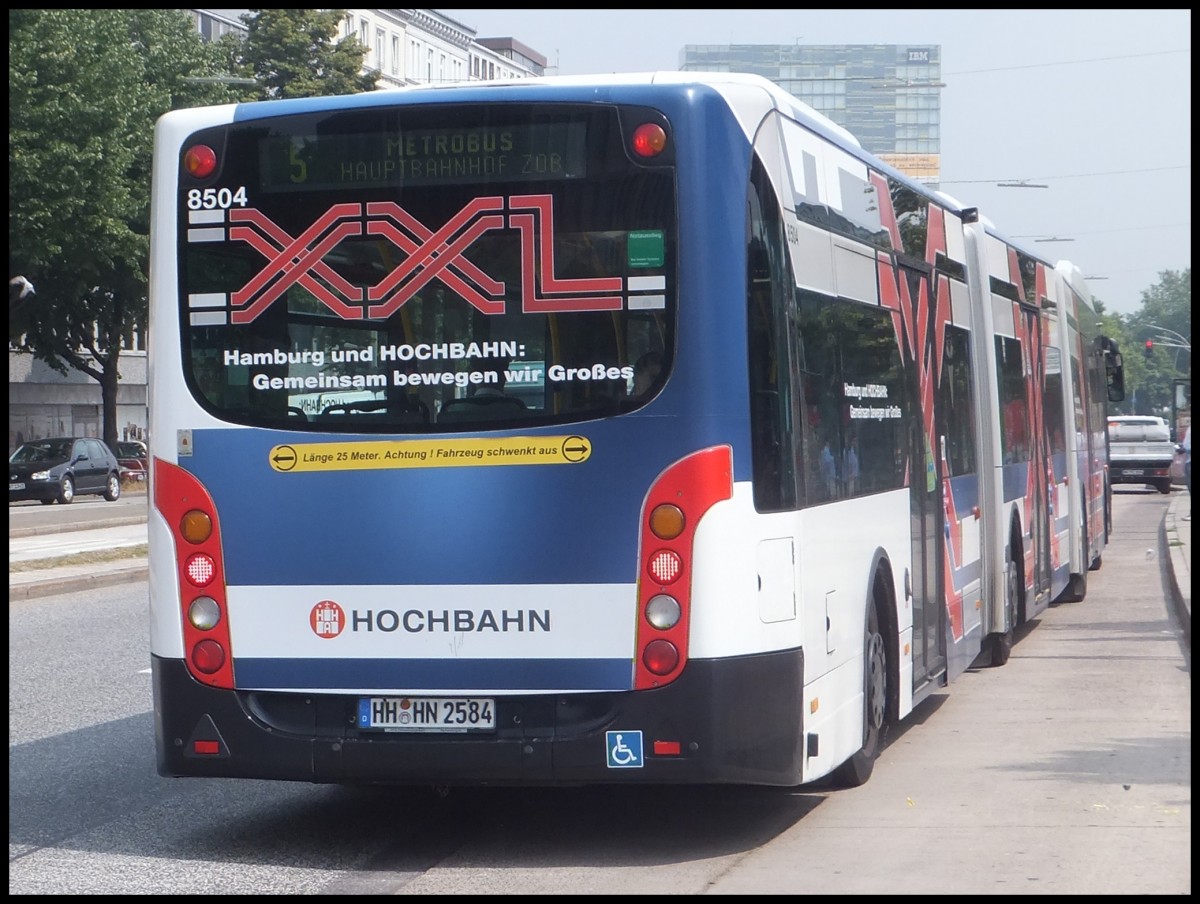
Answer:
[{"left": 100, "top": 355, "right": 122, "bottom": 451}]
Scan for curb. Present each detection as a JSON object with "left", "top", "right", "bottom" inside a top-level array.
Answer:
[
  {"left": 1161, "top": 497, "right": 1190, "bottom": 643},
  {"left": 8, "top": 562, "right": 149, "bottom": 601}
]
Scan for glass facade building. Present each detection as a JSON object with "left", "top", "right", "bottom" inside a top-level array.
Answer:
[{"left": 680, "top": 43, "right": 942, "bottom": 183}]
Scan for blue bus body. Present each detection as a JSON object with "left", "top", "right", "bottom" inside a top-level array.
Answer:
[{"left": 149, "top": 73, "right": 1120, "bottom": 788}]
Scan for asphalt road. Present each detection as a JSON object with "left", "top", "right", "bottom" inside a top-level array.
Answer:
[{"left": 9, "top": 487, "right": 148, "bottom": 535}]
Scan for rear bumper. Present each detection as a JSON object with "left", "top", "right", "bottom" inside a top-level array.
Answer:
[
  {"left": 9, "top": 482, "right": 59, "bottom": 502},
  {"left": 153, "top": 648, "right": 806, "bottom": 787},
  {"left": 1109, "top": 459, "right": 1174, "bottom": 483}
]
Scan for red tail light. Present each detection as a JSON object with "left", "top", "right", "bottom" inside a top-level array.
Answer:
[
  {"left": 631, "top": 123, "right": 667, "bottom": 158},
  {"left": 154, "top": 459, "right": 234, "bottom": 688},
  {"left": 183, "top": 143, "right": 217, "bottom": 178},
  {"left": 634, "top": 446, "right": 733, "bottom": 689}
]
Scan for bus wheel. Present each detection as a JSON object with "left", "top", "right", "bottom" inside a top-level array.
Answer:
[
  {"left": 989, "top": 555, "right": 1019, "bottom": 667},
  {"left": 832, "top": 602, "right": 887, "bottom": 788},
  {"left": 1063, "top": 525, "right": 1088, "bottom": 602}
]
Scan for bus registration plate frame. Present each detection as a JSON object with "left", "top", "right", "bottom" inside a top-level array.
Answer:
[{"left": 358, "top": 696, "right": 496, "bottom": 732}]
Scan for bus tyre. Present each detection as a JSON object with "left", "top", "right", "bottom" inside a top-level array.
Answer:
[
  {"left": 57, "top": 476, "right": 75, "bottom": 504},
  {"left": 833, "top": 602, "right": 887, "bottom": 788},
  {"left": 1063, "top": 525, "right": 1088, "bottom": 602},
  {"left": 989, "top": 557, "right": 1019, "bottom": 667}
]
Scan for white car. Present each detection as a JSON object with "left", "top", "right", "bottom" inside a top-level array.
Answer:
[{"left": 1107, "top": 415, "right": 1175, "bottom": 494}]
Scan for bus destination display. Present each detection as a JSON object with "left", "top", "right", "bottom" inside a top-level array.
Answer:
[{"left": 260, "top": 121, "right": 588, "bottom": 191}]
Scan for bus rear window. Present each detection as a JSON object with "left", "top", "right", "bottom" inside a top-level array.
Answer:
[{"left": 179, "top": 103, "right": 677, "bottom": 431}]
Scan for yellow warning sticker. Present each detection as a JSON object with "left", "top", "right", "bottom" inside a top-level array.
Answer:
[{"left": 269, "top": 435, "right": 592, "bottom": 472}]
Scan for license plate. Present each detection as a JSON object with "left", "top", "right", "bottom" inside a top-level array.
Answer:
[
  {"left": 9, "top": 482, "right": 25, "bottom": 491},
  {"left": 358, "top": 696, "right": 495, "bottom": 732},
  {"left": 1123, "top": 469, "right": 1144, "bottom": 476}
]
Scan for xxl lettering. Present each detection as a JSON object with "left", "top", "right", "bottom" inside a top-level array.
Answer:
[{"left": 223, "top": 195, "right": 627, "bottom": 324}]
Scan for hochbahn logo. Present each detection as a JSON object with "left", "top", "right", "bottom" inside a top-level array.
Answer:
[
  {"left": 310, "top": 600, "right": 346, "bottom": 638},
  {"left": 206, "top": 193, "right": 625, "bottom": 323}
]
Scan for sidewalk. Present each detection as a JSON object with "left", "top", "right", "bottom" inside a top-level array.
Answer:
[
  {"left": 8, "top": 493, "right": 1194, "bottom": 629},
  {"left": 9, "top": 520, "right": 148, "bottom": 600}
]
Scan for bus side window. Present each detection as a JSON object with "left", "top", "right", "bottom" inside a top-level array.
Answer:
[{"left": 746, "top": 159, "right": 798, "bottom": 513}]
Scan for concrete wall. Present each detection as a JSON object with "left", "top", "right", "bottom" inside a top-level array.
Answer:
[{"left": 8, "top": 349, "right": 147, "bottom": 453}]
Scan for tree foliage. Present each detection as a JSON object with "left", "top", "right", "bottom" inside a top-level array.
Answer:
[
  {"left": 8, "top": 9, "right": 373, "bottom": 450},
  {"left": 8, "top": 10, "right": 231, "bottom": 448},
  {"left": 232, "top": 9, "right": 377, "bottom": 99},
  {"left": 1100, "top": 268, "right": 1191, "bottom": 418}
]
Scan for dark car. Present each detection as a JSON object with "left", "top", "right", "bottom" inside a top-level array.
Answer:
[
  {"left": 9, "top": 437, "right": 123, "bottom": 505},
  {"left": 114, "top": 439, "right": 149, "bottom": 483}
]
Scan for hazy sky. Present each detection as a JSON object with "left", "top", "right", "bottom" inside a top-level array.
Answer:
[{"left": 441, "top": 8, "right": 1190, "bottom": 316}]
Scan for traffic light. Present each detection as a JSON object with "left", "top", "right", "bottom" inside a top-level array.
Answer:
[{"left": 1145, "top": 339, "right": 1155, "bottom": 360}]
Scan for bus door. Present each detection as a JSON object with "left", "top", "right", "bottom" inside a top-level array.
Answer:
[
  {"left": 1027, "top": 306, "right": 1053, "bottom": 607},
  {"left": 902, "top": 262, "right": 946, "bottom": 689}
]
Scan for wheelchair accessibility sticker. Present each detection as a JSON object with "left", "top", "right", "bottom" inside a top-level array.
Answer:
[{"left": 605, "top": 730, "right": 644, "bottom": 769}]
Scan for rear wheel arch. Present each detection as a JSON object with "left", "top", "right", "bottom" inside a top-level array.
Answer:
[
  {"left": 830, "top": 555, "right": 896, "bottom": 788},
  {"left": 870, "top": 558, "right": 900, "bottom": 725}
]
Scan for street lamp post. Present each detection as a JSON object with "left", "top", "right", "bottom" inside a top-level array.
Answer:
[
  {"left": 1147, "top": 325, "right": 1191, "bottom": 349},
  {"left": 1145, "top": 324, "right": 1191, "bottom": 370},
  {"left": 183, "top": 75, "right": 257, "bottom": 86}
]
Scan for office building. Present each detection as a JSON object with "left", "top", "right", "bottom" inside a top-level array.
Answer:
[{"left": 680, "top": 43, "right": 943, "bottom": 183}]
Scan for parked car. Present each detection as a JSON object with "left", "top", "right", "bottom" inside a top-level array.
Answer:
[
  {"left": 8, "top": 437, "right": 123, "bottom": 505},
  {"left": 114, "top": 439, "right": 149, "bottom": 483},
  {"left": 1107, "top": 415, "right": 1175, "bottom": 494}
]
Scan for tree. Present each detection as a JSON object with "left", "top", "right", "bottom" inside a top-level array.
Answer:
[
  {"left": 8, "top": 10, "right": 230, "bottom": 450},
  {"left": 9, "top": 9, "right": 374, "bottom": 452},
  {"left": 232, "top": 9, "right": 377, "bottom": 100},
  {"left": 1119, "top": 268, "right": 1191, "bottom": 417}
]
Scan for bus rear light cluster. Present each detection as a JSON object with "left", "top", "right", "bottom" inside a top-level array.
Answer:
[
  {"left": 642, "top": 639, "right": 679, "bottom": 676},
  {"left": 183, "top": 144, "right": 217, "bottom": 178},
  {"left": 647, "top": 549, "right": 682, "bottom": 584},
  {"left": 188, "top": 595, "right": 221, "bottom": 631},
  {"left": 154, "top": 459, "right": 234, "bottom": 689},
  {"left": 631, "top": 123, "right": 667, "bottom": 158},
  {"left": 192, "top": 639, "right": 226, "bottom": 674},
  {"left": 185, "top": 553, "right": 216, "bottom": 586},
  {"left": 634, "top": 446, "right": 733, "bottom": 690},
  {"left": 644, "top": 594, "right": 681, "bottom": 630}
]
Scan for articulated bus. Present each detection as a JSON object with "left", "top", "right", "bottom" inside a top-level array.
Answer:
[{"left": 148, "top": 72, "right": 1124, "bottom": 788}]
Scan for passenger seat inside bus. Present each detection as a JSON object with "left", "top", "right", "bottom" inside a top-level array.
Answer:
[
  {"left": 437, "top": 395, "right": 527, "bottom": 423},
  {"left": 313, "top": 398, "right": 429, "bottom": 425}
]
